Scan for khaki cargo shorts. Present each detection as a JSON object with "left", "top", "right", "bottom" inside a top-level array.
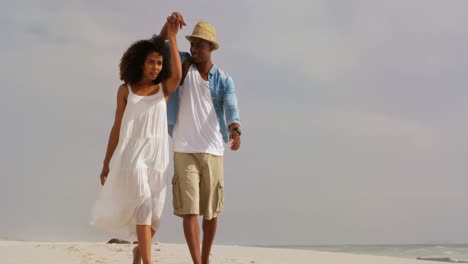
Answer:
[{"left": 172, "top": 152, "right": 224, "bottom": 220}]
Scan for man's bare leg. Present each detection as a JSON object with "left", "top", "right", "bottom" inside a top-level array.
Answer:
[
  {"left": 201, "top": 217, "right": 217, "bottom": 264},
  {"left": 133, "top": 229, "right": 156, "bottom": 264},
  {"left": 183, "top": 214, "right": 202, "bottom": 264},
  {"left": 134, "top": 226, "right": 154, "bottom": 264}
]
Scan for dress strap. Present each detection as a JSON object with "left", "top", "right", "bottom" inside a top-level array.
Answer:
[
  {"left": 127, "top": 83, "right": 132, "bottom": 94},
  {"left": 158, "top": 83, "right": 163, "bottom": 95}
]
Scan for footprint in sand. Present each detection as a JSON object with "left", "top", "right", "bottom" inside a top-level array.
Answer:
[{"left": 223, "top": 258, "right": 246, "bottom": 264}]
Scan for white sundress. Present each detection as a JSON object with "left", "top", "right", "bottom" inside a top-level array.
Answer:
[{"left": 90, "top": 83, "right": 169, "bottom": 238}]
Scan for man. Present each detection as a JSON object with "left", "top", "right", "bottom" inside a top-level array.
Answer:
[{"left": 161, "top": 13, "right": 241, "bottom": 264}]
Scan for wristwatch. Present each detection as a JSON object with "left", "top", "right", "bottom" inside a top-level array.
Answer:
[{"left": 230, "top": 127, "right": 242, "bottom": 136}]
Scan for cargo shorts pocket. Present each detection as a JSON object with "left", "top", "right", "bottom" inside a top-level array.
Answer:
[
  {"left": 172, "top": 176, "right": 181, "bottom": 209},
  {"left": 216, "top": 180, "right": 224, "bottom": 212}
]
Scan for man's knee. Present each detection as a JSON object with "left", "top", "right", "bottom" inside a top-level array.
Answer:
[
  {"left": 183, "top": 214, "right": 198, "bottom": 222},
  {"left": 202, "top": 217, "right": 217, "bottom": 230},
  {"left": 203, "top": 217, "right": 217, "bottom": 223}
]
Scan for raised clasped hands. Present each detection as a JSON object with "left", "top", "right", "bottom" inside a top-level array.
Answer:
[{"left": 166, "top": 12, "right": 187, "bottom": 37}]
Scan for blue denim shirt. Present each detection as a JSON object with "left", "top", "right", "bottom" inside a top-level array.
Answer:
[{"left": 167, "top": 52, "right": 241, "bottom": 143}]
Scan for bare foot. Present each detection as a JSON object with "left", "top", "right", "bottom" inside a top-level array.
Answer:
[{"left": 132, "top": 246, "right": 141, "bottom": 264}]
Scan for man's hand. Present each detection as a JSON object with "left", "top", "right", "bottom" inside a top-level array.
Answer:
[
  {"left": 229, "top": 131, "right": 241, "bottom": 151},
  {"left": 166, "top": 19, "right": 180, "bottom": 38},
  {"left": 100, "top": 165, "right": 110, "bottom": 186},
  {"left": 167, "top": 12, "right": 186, "bottom": 29},
  {"left": 160, "top": 12, "right": 186, "bottom": 39}
]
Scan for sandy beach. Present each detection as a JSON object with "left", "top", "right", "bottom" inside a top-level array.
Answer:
[{"left": 0, "top": 240, "right": 431, "bottom": 264}]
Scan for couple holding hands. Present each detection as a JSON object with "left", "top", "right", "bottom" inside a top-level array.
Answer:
[{"left": 90, "top": 12, "right": 241, "bottom": 264}]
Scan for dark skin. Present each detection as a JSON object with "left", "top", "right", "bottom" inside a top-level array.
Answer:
[
  {"left": 164, "top": 13, "right": 241, "bottom": 151},
  {"left": 100, "top": 20, "right": 182, "bottom": 186},
  {"left": 99, "top": 19, "right": 183, "bottom": 264},
  {"left": 188, "top": 36, "right": 241, "bottom": 151},
  {"left": 162, "top": 13, "right": 241, "bottom": 264}
]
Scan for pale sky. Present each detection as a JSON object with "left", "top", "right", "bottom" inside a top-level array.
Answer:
[{"left": 1, "top": 0, "right": 468, "bottom": 245}]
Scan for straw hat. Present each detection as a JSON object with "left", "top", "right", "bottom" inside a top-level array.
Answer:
[{"left": 185, "top": 21, "right": 220, "bottom": 50}]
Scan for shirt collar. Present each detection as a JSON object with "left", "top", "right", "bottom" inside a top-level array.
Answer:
[{"left": 208, "top": 64, "right": 218, "bottom": 77}]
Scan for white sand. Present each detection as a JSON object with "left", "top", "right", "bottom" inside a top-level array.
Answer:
[{"left": 0, "top": 240, "right": 429, "bottom": 264}]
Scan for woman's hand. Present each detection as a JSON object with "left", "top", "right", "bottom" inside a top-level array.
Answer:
[
  {"left": 166, "top": 19, "right": 180, "bottom": 39},
  {"left": 100, "top": 165, "right": 110, "bottom": 186},
  {"left": 167, "top": 12, "right": 186, "bottom": 29}
]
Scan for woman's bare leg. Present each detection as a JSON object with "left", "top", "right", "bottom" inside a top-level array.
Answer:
[
  {"left": 134, "top": 226, "right": 155, "bottom": 264},
  {"left": 132, "top": 246, "right": 141, "bottom": 264}
]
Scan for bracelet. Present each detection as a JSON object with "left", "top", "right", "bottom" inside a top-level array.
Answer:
[{"left": 230, "top": 127, "right": 242, "bottom": 136}]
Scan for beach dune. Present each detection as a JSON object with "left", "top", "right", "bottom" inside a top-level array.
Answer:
[{"left": 0, "top": 240, "right": 429, "bottom": 264}]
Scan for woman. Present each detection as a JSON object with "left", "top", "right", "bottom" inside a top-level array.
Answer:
[{"left": 90, "top": 17, "right": 184, "bottom": 264}]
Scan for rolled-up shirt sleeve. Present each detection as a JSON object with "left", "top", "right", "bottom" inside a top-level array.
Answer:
[{"left": 223, "top": 77, "right": 240, "bottom": 127}]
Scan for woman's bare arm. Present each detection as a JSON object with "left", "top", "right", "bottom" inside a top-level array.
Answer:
[
  {"left": 100, "top": 84, "right": 128, "bottom": 185},
  {"left": 161, "top": 12, "right": 185, "bottom": 98}
]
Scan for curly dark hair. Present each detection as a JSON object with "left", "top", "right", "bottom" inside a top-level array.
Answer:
[{"left": 119, "top": 35, "right": 171, "bottom": 85}]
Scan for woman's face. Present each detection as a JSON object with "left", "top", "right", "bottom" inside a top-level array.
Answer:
[{"left": 142, "top": 51, "right": 163, "bottom": 81}]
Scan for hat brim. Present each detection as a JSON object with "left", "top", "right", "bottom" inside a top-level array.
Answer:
[{"left": 185, "top": 35, "right": 220, "bottom": 50}]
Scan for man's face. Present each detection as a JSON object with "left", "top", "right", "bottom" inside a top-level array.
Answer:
[{"left": 190, "top": 37, "right": 213, "bottom": 63}]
